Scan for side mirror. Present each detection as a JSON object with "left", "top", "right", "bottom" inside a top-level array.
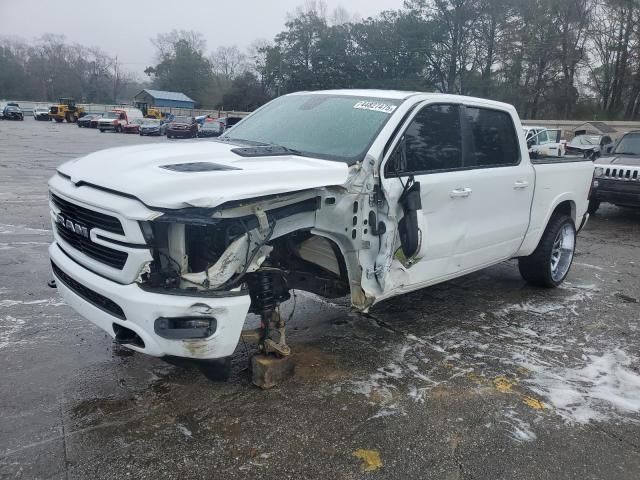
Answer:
[
  {"left": 527, "top": 139, "right": 535, "bottom": 149},
  {"left": 606, "top": 146, "right": 613, "bottom": 154}
]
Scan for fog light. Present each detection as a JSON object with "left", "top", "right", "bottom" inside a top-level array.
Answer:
[
  {"left": 593, "top": 180, "right": 599, "bottom": 189},
  {"left": 154, "top": 316, "right": 217, "bottom": 340}
]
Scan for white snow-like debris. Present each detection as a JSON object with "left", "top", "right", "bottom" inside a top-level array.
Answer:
[
  {"left": 342, "top": 281, "right": 640, "bottom": 426},
  {"left": 522, "top": 349, "right": 640, "bottom": 424},
  {"left": 176, "top": 424, "right": 192, "bottom": 438},
  {"left": 0, "top": 315, "right": 26, "bottom": 350},
  {"left": 503, "top": 410, "right": 537, "bottom": 442},
  {"left": 0, "top": 223, "right": 51, "bottom": 235},
  {"left": 0, "top": 298, "right": 66, "bottom": 308}
]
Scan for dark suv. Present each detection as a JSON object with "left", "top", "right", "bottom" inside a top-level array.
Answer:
[
  {"left": 3, "top": 105, "right": 24, "bottom": 120},
  {"left": 590, "top": 131, "right": 640, "bottom": 213},
  {"left": 167, "top": 116, "right": 198, "bottom": 139}
]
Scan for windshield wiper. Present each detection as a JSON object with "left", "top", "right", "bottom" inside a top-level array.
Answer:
[
  {"left": 215, "top": 137, "right": 269, "bottom": 146},
  {"left": 219, "top": 138, "right": 303, "bottom": 156},
  {"left": 263, "top": 143, "right": 303, "bottom": 155},
  {"left": 614, "top": 152, "right": 640, "bottom": 155}
]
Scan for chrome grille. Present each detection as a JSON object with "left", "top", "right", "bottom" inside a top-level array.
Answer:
[
  {"left": 55, "top": 223, "right": 128, "bottom": 269},
  {"left": 50, "top": 193, "right": 124, "bottom": 235},
  {"left": 603, "top": 166, "right": 640, "bottom": 181},
  {"left": 50, "top": 192, "right": 129, "bottom": 270}
]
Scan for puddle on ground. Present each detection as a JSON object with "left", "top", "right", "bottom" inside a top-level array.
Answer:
[{"left": 290, "top": 345, "right": 350, "bottom": 383}]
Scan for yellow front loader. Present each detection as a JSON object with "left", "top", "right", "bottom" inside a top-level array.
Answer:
[{"left": 49, "top": 98, "right": 85, "bottom": 123}]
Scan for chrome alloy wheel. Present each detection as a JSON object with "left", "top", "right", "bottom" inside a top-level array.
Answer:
[{"left": 550, "top": 223, "right": 575, "bottom": 282}]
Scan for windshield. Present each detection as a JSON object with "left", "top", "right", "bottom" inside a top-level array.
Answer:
[
  {"left": 613, "top": 133, "right": 640, "bottom": 155},
  {"left": 103, "top": 112, "right": 118, "bottom": 119},
  {"left": 222, "top": 94, "right": 402, "bottom": 163},
  {"left": 203, "top": 122, "right": 222, "bottom": 131},
  {"left": 143, "top": 119, "right": 160, "bottom": 125},
  {"left": 173, "top": 116, "right": 190, "bottom": 123}
]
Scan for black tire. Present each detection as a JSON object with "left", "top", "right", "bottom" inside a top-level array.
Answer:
[
  {"left": 99, "top": 129, "right": 105, "bottom": 133},
  {"left": 587, "top": 199, "right": 600, "bottom": 215},
  {"left": 519, "top": 214, "right": 576, "bottom": 288},
  {"left": 197, "top": 357, "right": 231, "bottom": 382},
  {"left": 55, "top": 118, "right": 63, "bottom": 123}
]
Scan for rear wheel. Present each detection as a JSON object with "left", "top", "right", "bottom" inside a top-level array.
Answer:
[
  {"left": 55, "top": 118, "right": 63, "bottom": 123},
  {"left": 519, "top": 214, "right": 576, "bottom": 288},
  {"left": 99, "top": 129, "right": 105, "bottom": 133}
]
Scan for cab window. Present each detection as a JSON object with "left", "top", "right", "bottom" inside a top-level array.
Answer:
[
  {"left": 387, "top": 104, "right": 463, "bottom": 175},
  {"left": 464, "top": 107, "right": 520, "bottom": 167}
]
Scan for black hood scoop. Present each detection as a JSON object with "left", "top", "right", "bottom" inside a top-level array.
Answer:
[{"left": 159, "top": 162, "right": 241, "bottom": 172}]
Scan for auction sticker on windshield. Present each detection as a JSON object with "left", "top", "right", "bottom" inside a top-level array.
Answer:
[{"left": 353, "top": 101, "right": 398, "bottom": 114}]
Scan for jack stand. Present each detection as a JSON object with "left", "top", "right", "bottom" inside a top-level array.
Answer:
[
  {"left": 251, "top": 354, "right": 295, "bottom": 389},
  {"left": 248, "top": 309, "right": 295, "bottom": 389}
]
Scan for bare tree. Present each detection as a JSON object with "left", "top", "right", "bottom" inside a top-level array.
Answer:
[{"left": 210, "top": 45, "right": 250, "bottom": 80}]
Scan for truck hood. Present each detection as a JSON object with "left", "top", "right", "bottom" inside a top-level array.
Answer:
[
  {"left": 596, "top": 155, "right": 640, "bottom": 166},
  {"left": 57, "top": 141, "right": 350, "bottom": 209}
]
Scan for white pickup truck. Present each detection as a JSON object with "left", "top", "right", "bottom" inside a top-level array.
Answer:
[{"left": 48, "top": 90, "right": 593, "bottom": 380}]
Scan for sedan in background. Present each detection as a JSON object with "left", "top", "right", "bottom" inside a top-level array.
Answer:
[
  {"left": 2, "top": 105, "right": 24, "bottom": 120},
  {"left": 77, "top": 113, "right": 103, "bottom": 128},
  {"left": 167, "top": 116, "right": 198, "bottom": 139},
  {"left": 565, "top": 134, "right": 614, "bottom": 160},
  {"left": 139, "top": 119, "right": 167, "bottom": 136},
  {"left": 123, "top": 118, "right": 146, "bottom": 134},
  {"left": 216, "top": 116, "right": 243, "bottom": 132},
  {"left": 33, "top": 107, "right": 50, "bottom": 121},
  {"left": 197, "top": 121, "right": 224, "bottom": 138}
]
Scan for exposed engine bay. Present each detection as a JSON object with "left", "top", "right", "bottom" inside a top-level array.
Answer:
[{"left": 136, "top": 191, "right": 355, "bottom": 357}]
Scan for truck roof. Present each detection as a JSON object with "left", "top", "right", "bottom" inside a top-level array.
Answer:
[{"left": 291, "top": 89, "right": 517, "bottom": 111}]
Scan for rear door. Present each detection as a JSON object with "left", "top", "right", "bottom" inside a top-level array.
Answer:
[{"left": 455, "top": 104, "right": 535, "bottom": 269}]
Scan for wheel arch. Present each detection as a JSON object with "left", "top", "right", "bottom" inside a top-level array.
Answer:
[
  {"left": 307, "top": 230, "right": 371, "bottom": 309},
  {"left": 517, "top": 194, "right": 578, "bottom": 257}
]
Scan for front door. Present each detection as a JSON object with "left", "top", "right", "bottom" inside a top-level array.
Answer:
[{"left": 379, "top": 101, "right": 534, "bottom": 295}]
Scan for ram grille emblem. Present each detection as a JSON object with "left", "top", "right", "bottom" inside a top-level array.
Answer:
[{"left": 56, "top": 213, "right": 90, "bottom": 239}]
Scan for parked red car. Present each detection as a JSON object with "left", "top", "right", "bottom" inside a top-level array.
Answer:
[
  {"left": 167, "top": 116, "right": 198, "bottom": 139},
  {"left": 123, "top": 118, "right": 145, "bottom": 134}
]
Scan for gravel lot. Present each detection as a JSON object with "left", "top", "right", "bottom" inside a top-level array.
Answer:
[{"left": 1, "top": 119, "right": 640, "bottom": 479}]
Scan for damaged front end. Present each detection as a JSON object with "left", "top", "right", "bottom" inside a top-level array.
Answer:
[{"left": 136, "top": 190, "right": 352, "bottom": 357}]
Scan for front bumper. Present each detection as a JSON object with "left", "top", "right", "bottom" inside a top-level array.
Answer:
[
  {"left": 168, "top": 129, "right": 194, "bottom": 138},
  {"left": 49, "top": 242, "right": 251, "bottom": 359},
  {"left": 593, "top": 179, "right": 640, "bottom": 207}
]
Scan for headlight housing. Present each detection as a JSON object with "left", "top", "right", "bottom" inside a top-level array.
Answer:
[{"left": 594, "top": 166, "right": 605, "bottom": 178}]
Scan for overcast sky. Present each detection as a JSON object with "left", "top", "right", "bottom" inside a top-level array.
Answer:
[{"left": 0, "top": 0, "right": 401, "bottom": 77}]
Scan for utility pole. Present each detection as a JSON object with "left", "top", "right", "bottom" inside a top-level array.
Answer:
[{"left": 113, "top": 56, "right": 119, "bottom": 104}]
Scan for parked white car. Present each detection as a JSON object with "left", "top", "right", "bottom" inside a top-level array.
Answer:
[
  {"left": 48, "top": 90, "right": 593, "bottom": 380},
  {"left": 97, "top": 107, "right": 143, "bottom": 133},
  {"left": 524, "top": 126, "right": 565, "bottom": 158},
  {"left": 33, "top": 107, "right": 51, "bottom": 121}
]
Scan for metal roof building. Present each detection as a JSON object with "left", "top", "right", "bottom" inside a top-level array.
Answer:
[{"left": 133, "top": 89, "right": 195, "bottom": 109}]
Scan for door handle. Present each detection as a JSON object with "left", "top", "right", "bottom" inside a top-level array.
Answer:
[
  {"left": 450, "top": 187, "right": 472, "bottom": 198},
  {"left": 514, "top": 180, "right": 529, "bottom": 189}
]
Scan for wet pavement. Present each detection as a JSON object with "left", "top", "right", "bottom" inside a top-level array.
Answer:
[{"left": 1, "top": 119, "right": 640, "bottom": 479}]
